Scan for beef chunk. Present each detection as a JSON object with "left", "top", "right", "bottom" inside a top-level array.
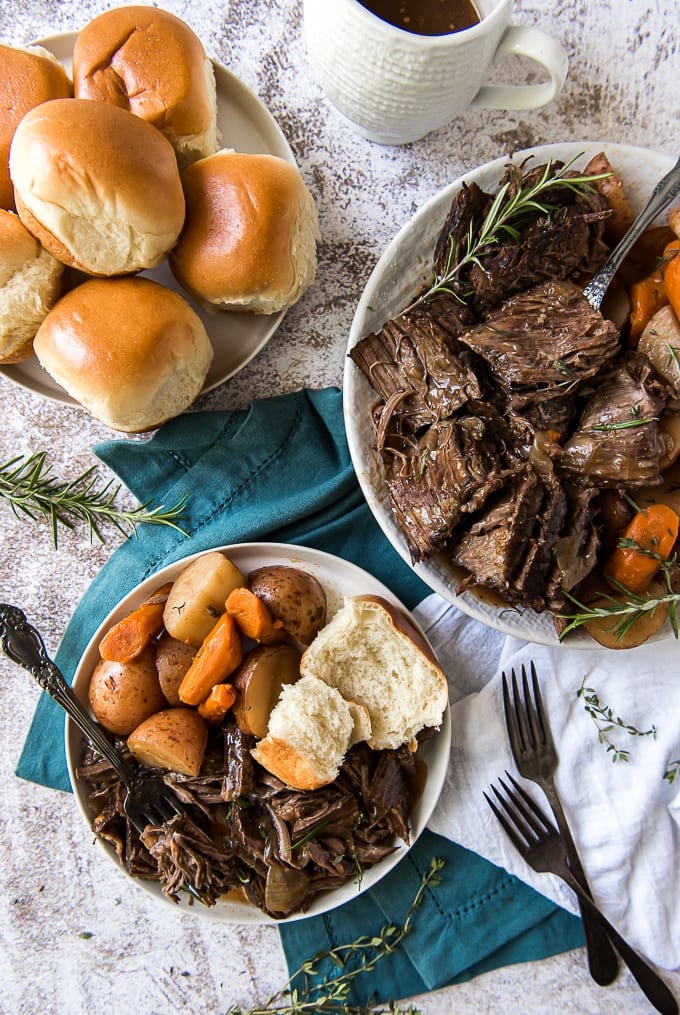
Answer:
[
  {"left": 457, "top": 280, "right": 620, "bottom": 409},
  {"left": 560, "top": 354, "right": 667, "bottom": 487},
  {"left": 384, "top": 411, "right": 510, "bottom": 562},
  {"left": 451, "top": 465, "right": 568, "bottom": 611},
  {"left": 350, "top": 297, "right": 480, "bottom": 435}
]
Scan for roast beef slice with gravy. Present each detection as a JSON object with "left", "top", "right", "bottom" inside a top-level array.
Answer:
[
  {"left": 457, "top": 280, "right": 620, "bottom": 410},
  {"left": 559, "top": 354, "right": 667, "bottom": 487}
]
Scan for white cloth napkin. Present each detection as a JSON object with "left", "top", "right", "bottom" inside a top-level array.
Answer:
[{"left": 413, "top": 593, "right": 680, "bottom": 971}]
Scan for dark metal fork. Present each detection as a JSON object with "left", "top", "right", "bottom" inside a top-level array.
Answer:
[
  {"left": 502, "top": 662, "right": 619, "bottom": 986},
  {"left": 0, "top": 603, "right": 201, "bottom": 899},
  {"left": 485, "top": 774, "right": 678, "bottom": 1015}
]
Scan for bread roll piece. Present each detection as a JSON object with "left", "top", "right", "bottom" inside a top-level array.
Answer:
[
  {"left": 33, "top": 276, "right": 213, "bottom": 432},
  {"left": 0, "top": 43, "right": 71, "bottom": 211},
  {"left": 0, "top": 210, "right": 63, "bottom": 363},
  {"left": 301, "top": 596, "right": 448, "bottom": 750},
  {"left": 73, "top": 6, "right": 218, "bottom": 165},
  {"left": 251, "top": 675, "right": 356, "bottom": 790},
  {"left": 10, "top": 98, "right": 185, "bottom": 276},
  {"left": 169, "top": 151, "right": 318, "bottom": 314}
]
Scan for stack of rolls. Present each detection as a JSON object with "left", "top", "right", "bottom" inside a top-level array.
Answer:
[{"left": 0, "top": 5, "right": 318, "bottom": 431}]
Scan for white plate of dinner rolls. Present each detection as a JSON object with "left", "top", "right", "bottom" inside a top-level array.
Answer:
[{"left": 0, "top": 16, "right": 315, "bottom": 420}]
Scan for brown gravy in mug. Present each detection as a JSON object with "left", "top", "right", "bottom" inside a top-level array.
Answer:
[{"left": 358, "top": 0, "right": 481, "bottom": 36}]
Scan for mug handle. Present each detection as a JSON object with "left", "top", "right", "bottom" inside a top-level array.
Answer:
[{"left": 471, "top": 25, "right": 568, "bottom": 110}]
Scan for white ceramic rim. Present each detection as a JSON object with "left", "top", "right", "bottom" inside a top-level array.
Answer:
[
  {"left": 343, "top": 141, "right": 676, "bottom": 649},
  {"left": 65, "top": 541, "right": 452, "bottom": 924},
  {"left": 0, "top": 31, "right": 296, "bottom": 407}
]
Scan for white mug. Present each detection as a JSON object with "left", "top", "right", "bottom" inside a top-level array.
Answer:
[{"left": 303, "top": 0, "right": 568, "bottom": 145}]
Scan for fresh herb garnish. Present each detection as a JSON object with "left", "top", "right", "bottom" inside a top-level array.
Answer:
[
  {"left": 577, "top": 678, "right": 657, "bottom": 763},
  {"left": 0, "top": 451, "right": 188, "bottom": 547},
  {"left": 226, "top": 857, "right": 445, "bottom": 1015},
  {"left": 664, "top": 759, "right": 680, "bottom": 784},
  {"left": 405, "top": 155, "right": 611, "bottom": 312}
]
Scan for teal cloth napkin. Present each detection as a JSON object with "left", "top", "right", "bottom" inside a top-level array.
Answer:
[{"left": 16, "top": 387, "right": 583, "bottom": 1005}]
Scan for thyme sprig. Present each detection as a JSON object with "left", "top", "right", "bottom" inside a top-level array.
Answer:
[
  {"left": 227, "top": 857, "right": 445, "bottom": 1015},
  {"left": 406, "top": 155, "right": 611, "bottom": 312},
  {"left": 577, "top": 678, "right": 657, "bottom": 763},
  {"left": 0, "top": 451, "right": 188, "bottom": 547},
  {"left": 664, "top": 759, "right": 680, "bottom": 784}
]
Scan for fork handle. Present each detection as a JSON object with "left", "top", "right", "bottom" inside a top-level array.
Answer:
[
  {"left": 0, "top": 604, "right": 137, "bottom": 791},
  {"left": 541, "top": 779, "right": 619, "bottom": 986},
  {"left": 562, "top": 871, "right": 678, "bottom": 1015}
]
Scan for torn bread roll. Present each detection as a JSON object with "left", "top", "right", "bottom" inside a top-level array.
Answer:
[
  {"left": 169, "top": 151, "right": 318, "bottom": 314},
  {"left": 0, "top": 209, "right": 63, "bottom": 363},
  {"left": 0, "top": 42, "right": 71, "bottom": 211},
  {"left": 251, "top": 675, "right": 368, "bottom": 791},
  {"left": 9, "top": 98, "right": 185, "bottom": 276},
  {"left": 73, "top": 6, "right": 218, "bottom": 166},
  {"left": 301, "top": 596, "right": 448, "bottom": 751},
  {"left": 33, "top": 276, "right": 213, "bottom": 432}
]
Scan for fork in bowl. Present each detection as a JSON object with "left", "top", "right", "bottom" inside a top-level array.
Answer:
[
  {"left": 502, "top": 662, "right": 619, "bottom": 985},
  {"left": 0, "top": 603, "right": 202, "bottom": 900},
  {"left": 484, "top": 775, "right": 678, "bottom": 1015}
]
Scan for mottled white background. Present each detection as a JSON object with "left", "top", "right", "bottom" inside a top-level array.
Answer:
[{"left": 0, "top": 0, "right": 678, "bottom": 1012}]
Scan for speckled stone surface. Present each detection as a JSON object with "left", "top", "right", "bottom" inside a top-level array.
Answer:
[{"left": 0, "top": 1, "right": 678, "bottom": 1012}]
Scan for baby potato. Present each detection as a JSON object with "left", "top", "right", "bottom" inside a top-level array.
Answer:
[
  {"left": 88, "top": 646, "right": 167, "bottom": 735},
  {"left": 127, "top": 707, "right": 208, "bottom": 776},
  {"left": 155, "top": 632, "right": 198, "bottom": 706},
  {"left": 163, "top": 551, "right": 245, "bottom": 645},
  {"left": 248, "top": 565, "right": 327, "bottom": 645},
  {"left": 584, "top": 580, "right": 670, "bottom": 649},
  {"left": 231, "top": 643, "right": 302, "bottom": 738}
]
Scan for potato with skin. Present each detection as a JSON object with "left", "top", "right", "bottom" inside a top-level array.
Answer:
[
  {"left": 247, "top": 565, "right": 327, "bottom": 645},
  {"left": 231, "top": 643, "right": 302, "bottom": 738},
  {"left": 88, "top": 646, "right": 167, "bottom": 735},
  {"left": 584, "top": 579, "right": 670, "bottom": 649},
  {"left": 127, "top": 707, "right": 208, "bottom": 776},
  {"left": 155, "top": 632, "right": 198, "bottom": 706},
  {"left": 163, "top": 551, "right": 245, "bottom": 645}
]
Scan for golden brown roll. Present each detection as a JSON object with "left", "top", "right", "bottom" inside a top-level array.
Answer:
[
  {"left": 73, "top": 6, "right": 218, "bottom": 165},
  {"left": 0, "top": 43, "right": 72, "bottom": 211},
  {"left": 169, "top": 151, "right": 318, "bottom": 314},
  {"left": 33, "top": 276, "right": 214, "bottom": 433},
  {"left": 0, "top": 209, "right": 63, "bottom": 363},
  {"left": 9, "top": 98, "right": 185, "bottom": 276}
]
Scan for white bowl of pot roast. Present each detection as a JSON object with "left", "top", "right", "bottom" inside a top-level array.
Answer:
[{"left": 65, "top": 542, "right": 451, "bottom": 924}]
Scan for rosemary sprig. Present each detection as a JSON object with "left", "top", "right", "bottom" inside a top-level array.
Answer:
[
  {"left": 577, "top": 677, "right": 657, "bottom": 763},
  {"left": 558, "top": 585, "right": 680, "bottom": 642},
  {"left": 406, "top": 155, "right": 611, "bottom": 312},
  {"left": 226, "top": 857, "right": 445, "bottom": 1015},
  {"left": 0, "top": 451, "right": 188, "bottom": 547}
]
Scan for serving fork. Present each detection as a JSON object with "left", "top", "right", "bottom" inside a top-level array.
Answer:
[
  {"left": 0, "top": 603, "right": 202, "bottom": 899},
  {"left": 502, "top": 662, "right": 619, "bottom": 985},
  {"left": 485, "top": 774, "right": 678, "bottom": 1015}
]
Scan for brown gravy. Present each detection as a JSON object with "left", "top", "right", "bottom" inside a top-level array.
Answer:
[{"left": 359, "top": 0, "right": 481, "bottom": 36}]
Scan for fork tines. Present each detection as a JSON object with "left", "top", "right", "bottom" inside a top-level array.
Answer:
[
  {"left": 502, "top": 660, "right": 553, "bottom": 757},
  {"left": 484, "top": 772, "right": 558, "bottom": 852}
]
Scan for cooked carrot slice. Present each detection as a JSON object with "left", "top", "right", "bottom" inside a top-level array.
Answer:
[
  {"left": 197, "top": 683, "right": 237, "bottom": 724},
  {"left": 225, "top": 587, "right": 285, "bottom": 643},
  {"left": 603, "top": 503, "right": 680, "bottom": 594},
  {"left": 178, "top": 613, "right": 243, "bottom": 706},
  {"left": 99, "top": 583, "right": 172, "bottom": 662}
]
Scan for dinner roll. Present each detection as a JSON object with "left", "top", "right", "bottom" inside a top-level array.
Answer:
[
  {"left": 169, "top": 151, "right": 318, "bottom": 314},
  {"left": 9, "top": 98, "right": 185, "bottom": 276},
  {"left": 33, "top": 277, "right": 213, "bottom": 432},
  {"left": 251, "top": 675, "right": 357, "bottom": 790},
  {"left": 0, "top": 209, "right": 63, "bottom": 363},
  {"left": 301, "top": 596, "right": 448, "bottom": 750},
  {"left": 73, "top": 6, "right": 218, "bottom": 165},
  {"left": 0, "top": 43, "right": 71, "bottom": 211}
]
